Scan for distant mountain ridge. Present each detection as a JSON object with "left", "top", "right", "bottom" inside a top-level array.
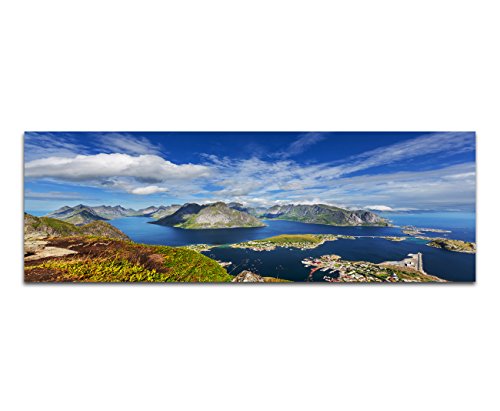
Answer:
[
  {"left": 44, "top": 202, "right": 388, "bottom": 228},
  {"left": 262, "top": 204, "right": 389, "bottom": 226},
  {"left": 46, "top": 205, "right": 110, "bottom": 225},
  {"left": 143, "top": 205, "right": 182, "bottom": 219},
  {"left": 46, "top": 204, "right": 181, "bottom": 225}
]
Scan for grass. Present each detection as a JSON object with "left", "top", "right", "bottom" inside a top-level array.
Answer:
[
  {"left": 255, "top": 234, "right": 323, "bottom": 245},
  {"left": 28, "top": 258, "right": 165, "bottom": 282},
  {"left": 154, "top": 245, "right": 232, "bottom": 282},
  {"left": 25, "top": 237, "right": 233, "bottom": 283},
  {"left": 37, "top": 216, "right": 79, "bottom": 235}
]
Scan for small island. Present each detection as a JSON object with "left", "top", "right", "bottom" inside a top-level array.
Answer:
[
  {"left": 427, "top": 238, "right": 476, "bottom": 254},
  {"left": 402, "top": 226, "right": 452, "bottom": 236}
]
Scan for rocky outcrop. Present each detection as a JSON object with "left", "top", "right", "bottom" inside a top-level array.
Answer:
[
  {"left": 231, "top": 270, "right": 265, "bottom": 282},
  {"left": 24, "top": 239, "right": 78, "bottom": 261}
]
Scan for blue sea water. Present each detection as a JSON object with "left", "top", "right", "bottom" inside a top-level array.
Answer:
[
  {"left": 26, "top": 210, "right": 49, "bottom": 217},
  {"left": 105, "top": 212, "right": 476, "bottom": 283},
  {"left": 380, "top": 212, "right": 476, "bottom": 242}
]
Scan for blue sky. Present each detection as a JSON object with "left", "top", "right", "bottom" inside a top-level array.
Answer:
[{"left": 24, "top": 132, "right": 476, "bottom": 212}]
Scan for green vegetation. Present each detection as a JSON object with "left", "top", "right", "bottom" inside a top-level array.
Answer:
[
  {"left": 153, "top": 202, "right": 266, "bottom": 229},
  {"left": 25, "top": 237, "right": 233, "bottom": 283},
  {"left": 154, "top": 245, "right": 232, "bottom": 282},
  {"left": 231, "top": 233, "right": 338, "bottom": 251},
  {"left": 27, "top": 258, "right": 165, "bottom": 282},
  {"left": 259, "top": 234, "right": 323, "bottom": 244},
  {"left": 31, "top": 216, "right": 80, "bottom": 236}
]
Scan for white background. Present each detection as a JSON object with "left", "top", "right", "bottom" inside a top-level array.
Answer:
[{"left": 1, "top": 1, "right": 499, "bottom": 410}]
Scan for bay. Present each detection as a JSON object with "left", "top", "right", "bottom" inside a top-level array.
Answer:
[{"left": 107, "top": 212, "right": 476, "bottom": 283}]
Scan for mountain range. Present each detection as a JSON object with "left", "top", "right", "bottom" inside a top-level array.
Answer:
[
  {"left": 43, "top": 202, "right": 388, "bottom": 229},
  {"left": 46, "top": 204, "right": 181, "bottom": 225},
  {"left": 262, "top": 204, "right": 388, "bottom": 226}
]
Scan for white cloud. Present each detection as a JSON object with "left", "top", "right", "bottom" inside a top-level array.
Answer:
[
  {"left": 25, "top": 153, "right": 211, "bottom": 183},
  {"left": 129, "top": 185, "right": 168, "bottom": 195},
  {"left": 365, "top": 205, "right": 394, "bottom": 211}
]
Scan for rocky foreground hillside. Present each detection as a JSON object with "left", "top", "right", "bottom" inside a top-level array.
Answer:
[
  {"left": 24, "top": 237, "right": 232, "bottom": 283},
  {"left": 24, "top": 213, "right": 131, "bottom": 264},
  {"left": 24, "top": 213, "right": 235, "bottom": 283},
  {"left": 152, "top": 202, "right": 266, "bottom": 229}
]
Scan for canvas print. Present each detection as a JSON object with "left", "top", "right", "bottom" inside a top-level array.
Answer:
[{"left": 24, "top": 132, "right": 476, "bottom": 283}]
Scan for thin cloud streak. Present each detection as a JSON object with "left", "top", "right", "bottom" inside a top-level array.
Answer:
[
  {"left": 274, "top": 132, "right": 327, "bottom": 159},
  {"left": 93, "top": 133, "right": 165, "bottom": 156}
]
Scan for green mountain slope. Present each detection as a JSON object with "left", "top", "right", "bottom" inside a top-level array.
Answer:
[{"left": 152, "top": 202, "right": 266, "bottom": 229}]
